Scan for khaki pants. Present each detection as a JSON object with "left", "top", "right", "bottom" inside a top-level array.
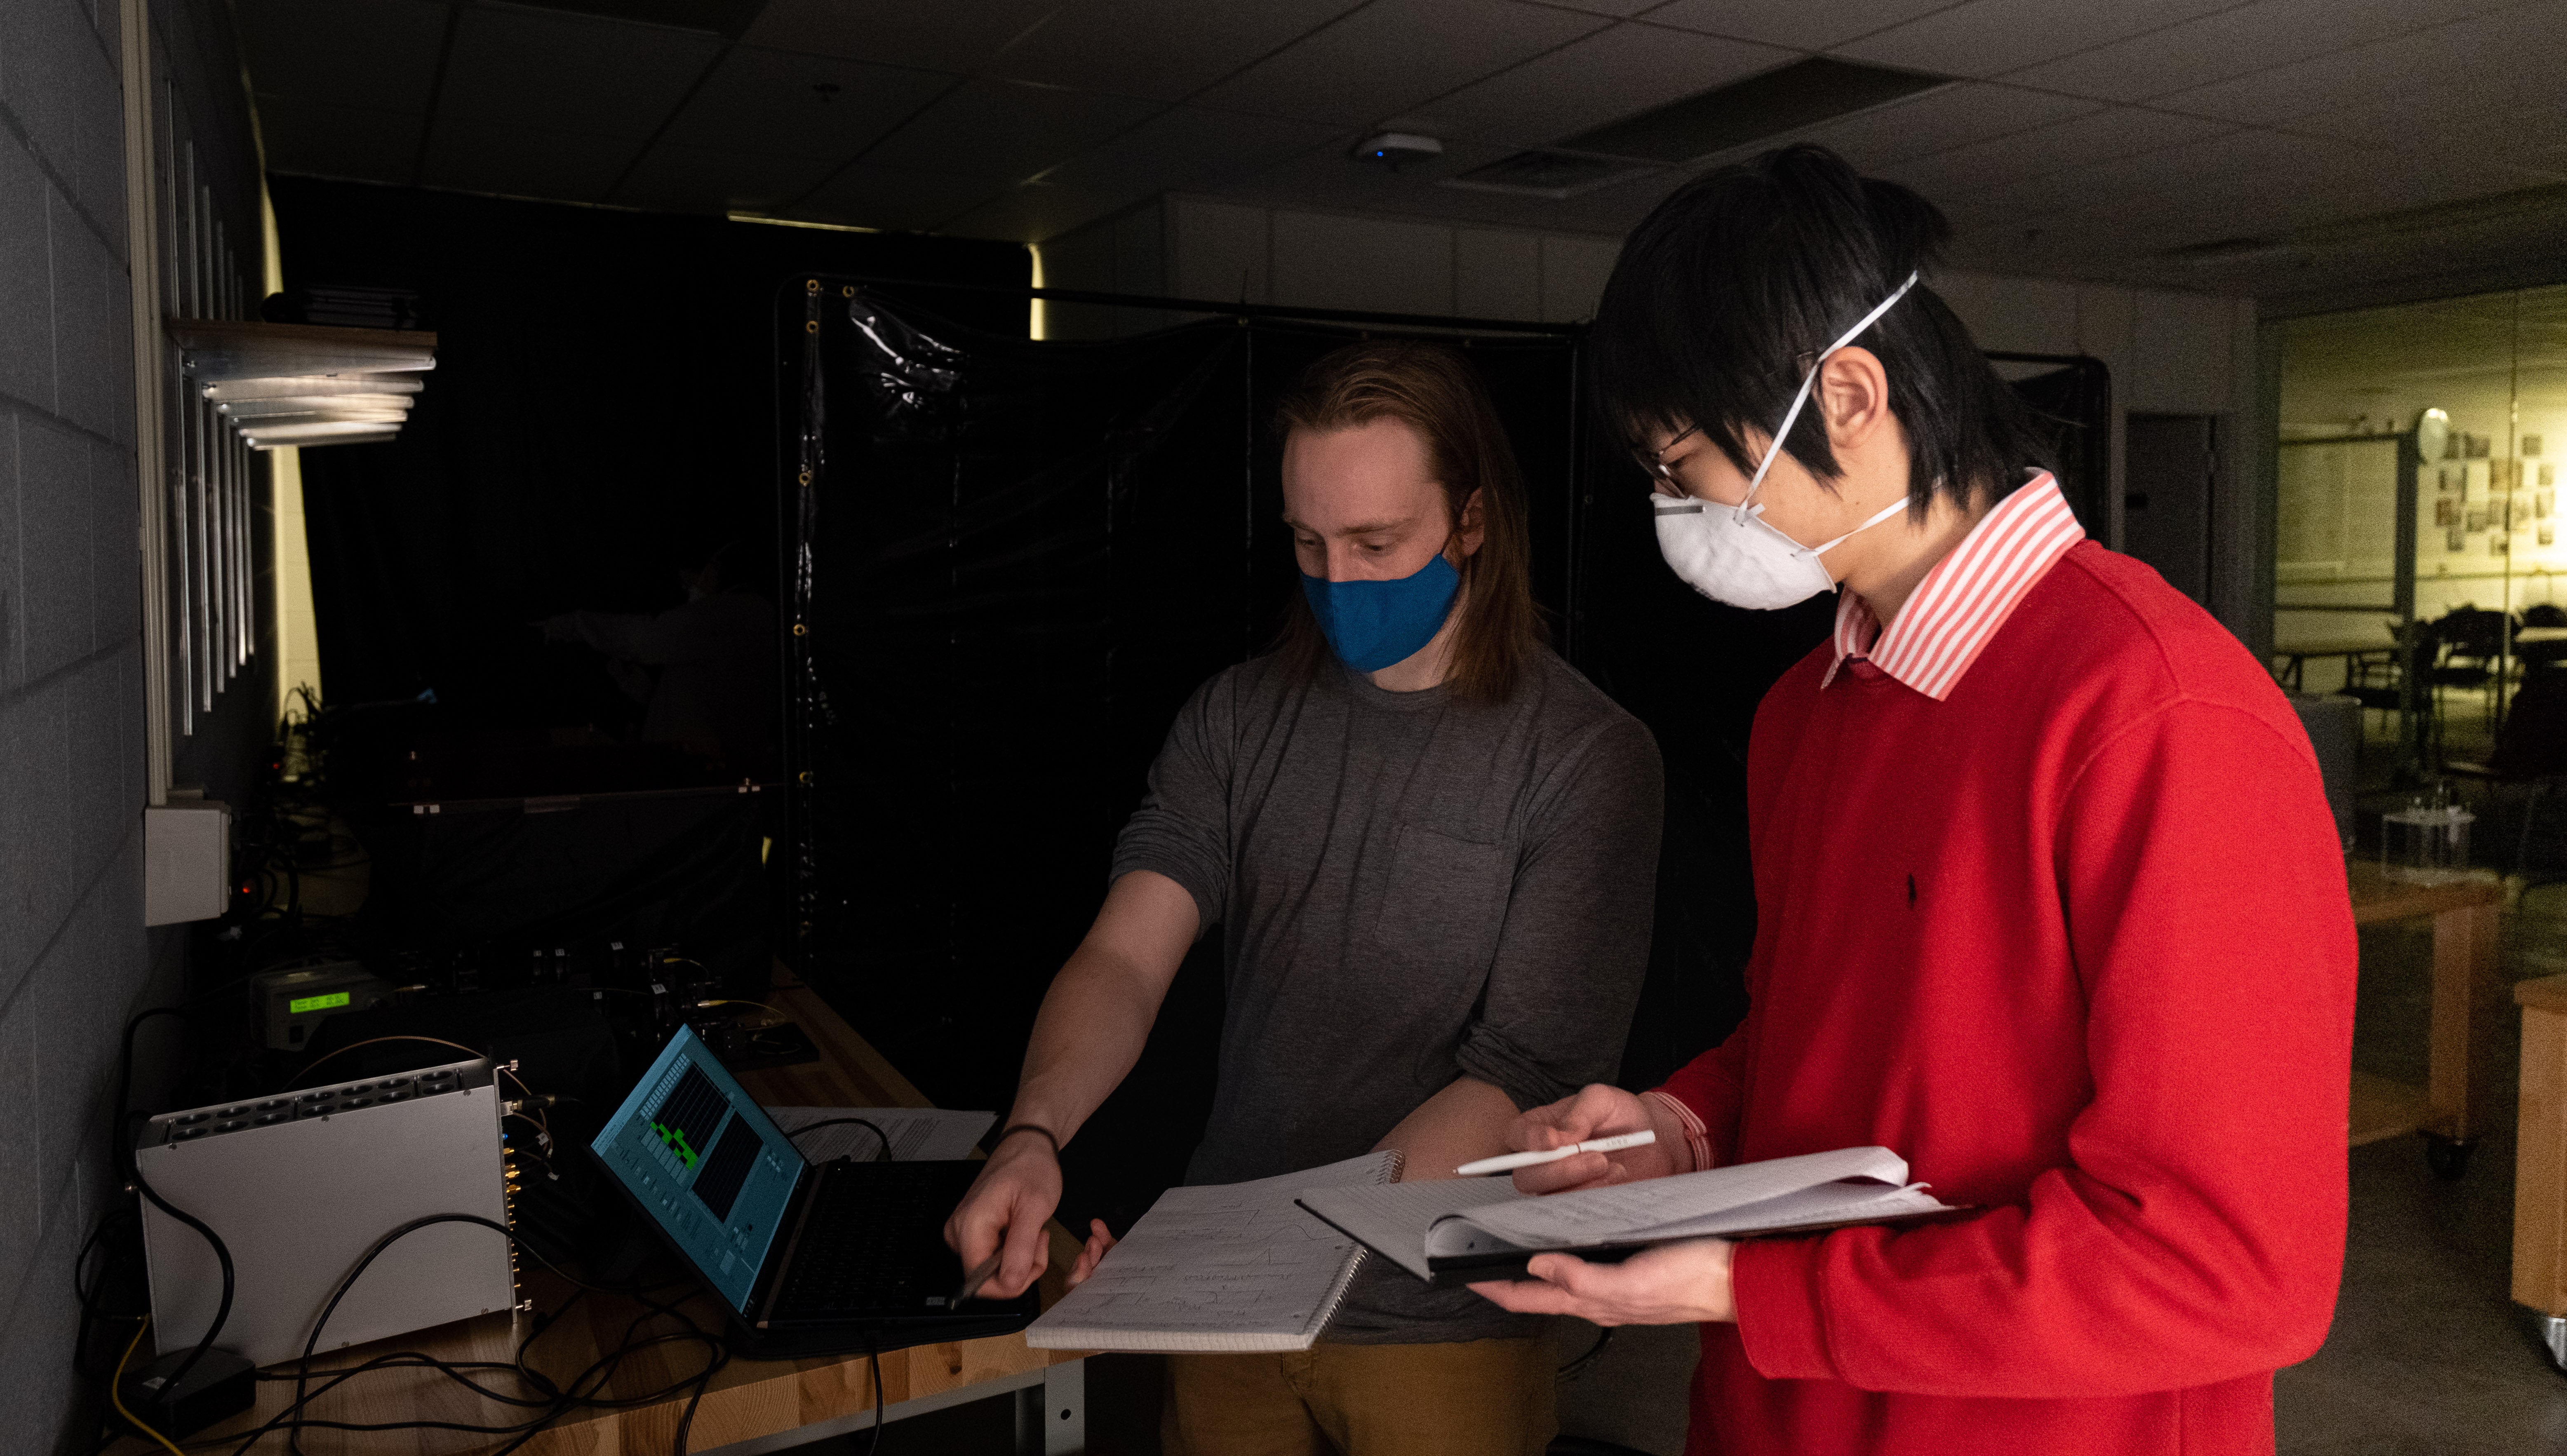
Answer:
[{"left": 1163, "top": 1338, "right": 1556, "bottom": 1456}]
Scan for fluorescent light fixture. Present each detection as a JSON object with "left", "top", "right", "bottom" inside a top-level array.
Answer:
[
  {"left": 248, "top": 432, "right": 396, "bottom": 451},
  {"left": 207, "top": 375, "right": 423, "bottom": 402},
  {"left": 218, "top": 395, "right": 414, "bottom": 418},
  {"left": 1443, "top": 151, "right": 1657, "bottom": 200},
  {"left": 230, "top": 412, "right": 411, "bottom": 429},
  {"left": 239, "top": 420, "right": 414, "bottom": 442},
  {"left": 1563, "top": 57, "right": 1949, "bottom": 164},
  {"left": 173, "top": 320, "right": 434, "bottom": 448}
]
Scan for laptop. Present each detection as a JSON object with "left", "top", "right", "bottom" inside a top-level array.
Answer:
[{"left": 587, "top": 1025, "right": 1036, "bottom": 1359}]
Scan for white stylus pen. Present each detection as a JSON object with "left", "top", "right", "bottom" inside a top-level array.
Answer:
[{"left": 1455, "top": 1129, "right": 1655, "bottom": 1177}]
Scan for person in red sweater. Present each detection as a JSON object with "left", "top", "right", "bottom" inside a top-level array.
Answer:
[{"left": 1471, "top": 145, "right": 2355, "bottom": 1456}]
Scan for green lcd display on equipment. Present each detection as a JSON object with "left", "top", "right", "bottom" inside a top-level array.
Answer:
[{"left": 289, "top": 991, "right": 352, "bottom": 1015}]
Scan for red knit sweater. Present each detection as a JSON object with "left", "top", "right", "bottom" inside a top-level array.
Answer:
[{"left": 1661, "top": 541, "right": 2355, "bottom": 1455}]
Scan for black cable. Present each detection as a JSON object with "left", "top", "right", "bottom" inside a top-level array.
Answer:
[
  {"left": 232, "top": 1214, "right": 726, "bottom": 1456},
  {"left": 866, "top": 1335, "right": 885, "bottom": 1456},
  {"left": 783, "top": 1117, "right": 892, "bottom": 1162},
  {"left": 1557, "top": 1324, "right": 1615, "bottom": 1379},
  {"left": 114, "top": 1008, "right": 233, "bottom": 1399}
]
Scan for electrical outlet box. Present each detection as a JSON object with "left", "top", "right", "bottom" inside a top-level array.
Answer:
[{"left": 143, "top": 801, "right": 231, "bottom": 926}]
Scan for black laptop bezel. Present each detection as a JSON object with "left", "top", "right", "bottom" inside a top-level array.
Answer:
[{"left": 583, "top": 1134, "right": 1035, "bottom": 1358}]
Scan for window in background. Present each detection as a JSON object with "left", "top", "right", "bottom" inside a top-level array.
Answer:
[{"left": 2274, "top": 286, "right": 2567, "bottom": 711}]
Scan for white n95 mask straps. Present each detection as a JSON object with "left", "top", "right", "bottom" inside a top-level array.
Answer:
[{"left": 1651, "top": 271, "right": 1918, "bottom": 611}]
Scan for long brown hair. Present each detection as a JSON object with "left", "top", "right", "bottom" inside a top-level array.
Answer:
[{"left": 1271, "top": 341, "right": 1547, "bottom": 705}]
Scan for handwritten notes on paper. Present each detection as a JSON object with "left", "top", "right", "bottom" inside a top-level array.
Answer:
[{"left": 1025, "top": 1152, "right": 1399, "bottom": 1353}]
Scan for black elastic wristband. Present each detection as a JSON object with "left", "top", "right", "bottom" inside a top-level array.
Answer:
[{"left": 995, "top": 1123, "right": 1060, "bottom": 1158}]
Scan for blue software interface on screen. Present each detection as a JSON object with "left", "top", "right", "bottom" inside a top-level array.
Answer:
[{"left": 592, "top": 1026, "right": 804, "bottom": 1312}]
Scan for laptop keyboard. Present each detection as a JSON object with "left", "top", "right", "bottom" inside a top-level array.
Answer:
[{"left": 773, "top": 1167, "right": 959, "bottom": 1319}]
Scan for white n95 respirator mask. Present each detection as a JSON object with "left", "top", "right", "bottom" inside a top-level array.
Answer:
[{"left": 1652, "top": 271, "right": 1919, "bottom": 612}]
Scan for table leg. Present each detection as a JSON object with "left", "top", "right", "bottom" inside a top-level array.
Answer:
[
  {"left": 1016, "top": 1358, "right": 1085, "bottom": 1456},
  {"left": 2428, "top": 900, "right": 2501, "bottom": 1142},
  {"left": 2515, "top": 1002, "right": 2567, "bottom": 1329}
]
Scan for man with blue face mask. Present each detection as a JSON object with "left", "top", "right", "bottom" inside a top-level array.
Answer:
[{"left": 945, "top": 341, "right": 1664, "bottom": 1456}]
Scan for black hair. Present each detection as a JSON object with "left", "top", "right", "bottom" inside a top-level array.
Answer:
[{"left": 1591, "top": 143, "right": 2055, "bottom": 514}]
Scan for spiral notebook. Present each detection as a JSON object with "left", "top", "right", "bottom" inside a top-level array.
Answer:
[
  {"left": 1298, "top": 1146, "right": 1953, "bottom": 1289},
  {"left": 1024, "top": 1151, "right": 1402, "bottom": 1353}
]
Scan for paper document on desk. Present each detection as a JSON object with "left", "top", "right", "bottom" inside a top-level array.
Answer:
[
  {"left": 764, "top": 1106, "right": 995, "bottom": 1163},
  {"left": 1025, "top": 1151, "right": 1401, "bottom": 1353},
  {"left": 1299, "top": 1146, "right": 1954, "bottom": 1286}
]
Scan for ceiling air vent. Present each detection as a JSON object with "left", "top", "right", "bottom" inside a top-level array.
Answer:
[
  {"left": 499, "top": 0, "right": 768, "bottom": 37},
  {"left": 1443, "top": 151, "right": 1656, "bottom": 200},
  {"left": 1563, "top": 57, "right": 1950, "bottom": 165}
]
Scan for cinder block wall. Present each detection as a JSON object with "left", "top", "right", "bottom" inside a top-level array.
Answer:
[{"left": 0, "top": 1, "right": 263, "bottom": 1446}]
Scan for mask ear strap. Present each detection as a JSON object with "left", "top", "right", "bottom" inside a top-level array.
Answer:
[
  {"left": 1803, "top": 493, "right": 1916, "bottom": 558},
  {"left": 1742, "top": 270, "right": 1922, "bottom": 507}
]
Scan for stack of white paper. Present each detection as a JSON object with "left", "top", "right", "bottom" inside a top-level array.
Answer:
[{"left": 1026, "top": 1152, "right": 1401, "bottom": 1353}]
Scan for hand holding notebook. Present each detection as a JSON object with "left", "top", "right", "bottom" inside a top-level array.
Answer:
[{"left": 1297, "top": 1146, "right": 1955, "bottom": 1289}]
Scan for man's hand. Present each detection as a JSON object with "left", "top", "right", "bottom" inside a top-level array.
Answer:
[
  {"left": 1066, "top": 1218, "right": 1117, "bottom": 1287},
  {"left": 1469, "top": 1239, "right": 1736, "bottom": 1325},
  {"left": 1506, "top": 1084, "right": 1688, "bottom": 1194},
  {"left": 943, "top": 1130, "right": 1062, "bottom": 1301}
]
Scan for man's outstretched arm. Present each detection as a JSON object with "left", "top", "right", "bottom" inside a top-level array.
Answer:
[{"left": 943, "top": 869, "right": 1197, "bottom": 1300}]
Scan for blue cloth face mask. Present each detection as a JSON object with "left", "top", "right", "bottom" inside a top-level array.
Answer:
[{"left": 1301, "top": 552, "right": 1462, "bottom": 672}]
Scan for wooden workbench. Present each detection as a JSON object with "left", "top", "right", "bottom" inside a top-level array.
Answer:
[
  {"left": 2514, "top": 975, "right": 2567, "bottom": 1360},
  {"left": 120, "top": 974, "right": 1086, "bottom": 1455},
  {"left": 2346, "top": 860, "right": 2504, "bottom": 1172}
]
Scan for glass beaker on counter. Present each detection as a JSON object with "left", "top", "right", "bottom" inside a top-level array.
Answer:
[{"left": 2381, "top": 783, "right": 2475, "bottom": 885}]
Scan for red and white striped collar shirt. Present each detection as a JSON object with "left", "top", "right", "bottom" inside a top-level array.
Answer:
[{"left": 1822, "top": 472, "right": 2084, "bottom": 700}]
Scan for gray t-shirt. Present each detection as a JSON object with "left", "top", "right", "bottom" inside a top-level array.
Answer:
[{"left": 1110, "top": 647, "right": 1664, "bottom": 1343}]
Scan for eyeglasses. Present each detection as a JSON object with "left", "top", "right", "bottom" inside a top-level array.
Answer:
[{"left": 1634, "top": 423, "right": 1701, "bottom": 484}]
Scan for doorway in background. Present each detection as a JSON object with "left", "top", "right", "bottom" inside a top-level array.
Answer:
[{"left": 2127, "top": 413, "right": 2219, "bottom": 604}]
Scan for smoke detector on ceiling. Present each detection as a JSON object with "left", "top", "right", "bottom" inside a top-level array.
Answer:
[{"left": 1352, "top": 133, "right": 1444, "bottom": 171}]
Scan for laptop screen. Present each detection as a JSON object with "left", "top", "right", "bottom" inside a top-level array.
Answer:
[{"left": 592, "top": 1026, "right": 806, "bottom": 1312}]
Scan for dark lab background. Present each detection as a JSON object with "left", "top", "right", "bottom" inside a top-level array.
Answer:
[{"left": 274, "top": 179, "right": 2097, "bottom": 1241}]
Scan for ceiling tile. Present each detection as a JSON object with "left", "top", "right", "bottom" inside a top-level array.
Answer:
[
  {"left": 738, "top": 0, "right": 1056, "bottom": 74},
  {"left": 1877, "top": 106, "right": 2236, "bottom": 201},
  {"left": 2002, "top": 0, "right": 2500, "bottom": 103},
  {"left": 610, "top": 143, "right": 837, "bottom": 213},
  {"left": 416, "top": 120, "right": 639, "bottom": 203},
  {"left": 249, "top": 94, "right": 423, "bottom": 185},
  {"left": 2038, "top": 127, "right": 2352, "bottom": 201},
  {"left": 232, "top": 0, "right": 450, "bottom": 113},
  {"left": 1832, "top": 0, "right": 2236, "bottom": 80},
  {"left": 1638, "top": 0, "right": 1965, "bottom": 52},
  {"left": 1400, "top": 22, "right": 1792, "bottom": 150},
  {"left": 2153, "top": 2, "right": 2562, "bottom": 129},
  {"left": 1208, "top": 132, "right": 1520, "bottom": 207},
  {"left": 938, "top": 179, "right": 1159, "bottom": 242},
  {"left": 1539, "top": 0, "right": 1662, "bottom": 15},
  {"left": 1033, "top": 107, "right": 1343, "bottom": 198},
  {"left": 1194, "top": 0, "right": 1609, "bottom": 127},
  {"left": 1778, "top": 82, "right": 2096, "bottom": 169},
  {"left": 790, "top": 163, "right": 1017, "bottom": 232},
  {"left": 436, "top": 5, "right": 722, "bottom": 142},
  {"left": 2273, "top": 71, "right": 2567, "bottom": 157},
  {"left": 656, "top": 46, "right": 954, "bottom": 160},
  {"left": 858, "top": 80, "right": 1163, "bottom": 180},
  {"left": 986, "top": 0, "right": 1366, "bottom": 102}
]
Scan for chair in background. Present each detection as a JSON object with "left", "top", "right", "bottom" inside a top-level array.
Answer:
[
  {"left": 2521, "top": 603, "right": 2567, "bottom": 675},
  {"left": 2435, "top": 607, "right": 2512, "bottom": 722},
  {"left": 2345, "top": 621, "right": 2441, "bottom": 760},
  {"left": 2447, "top": 669, "right": 2567, "bottom": 882}
]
